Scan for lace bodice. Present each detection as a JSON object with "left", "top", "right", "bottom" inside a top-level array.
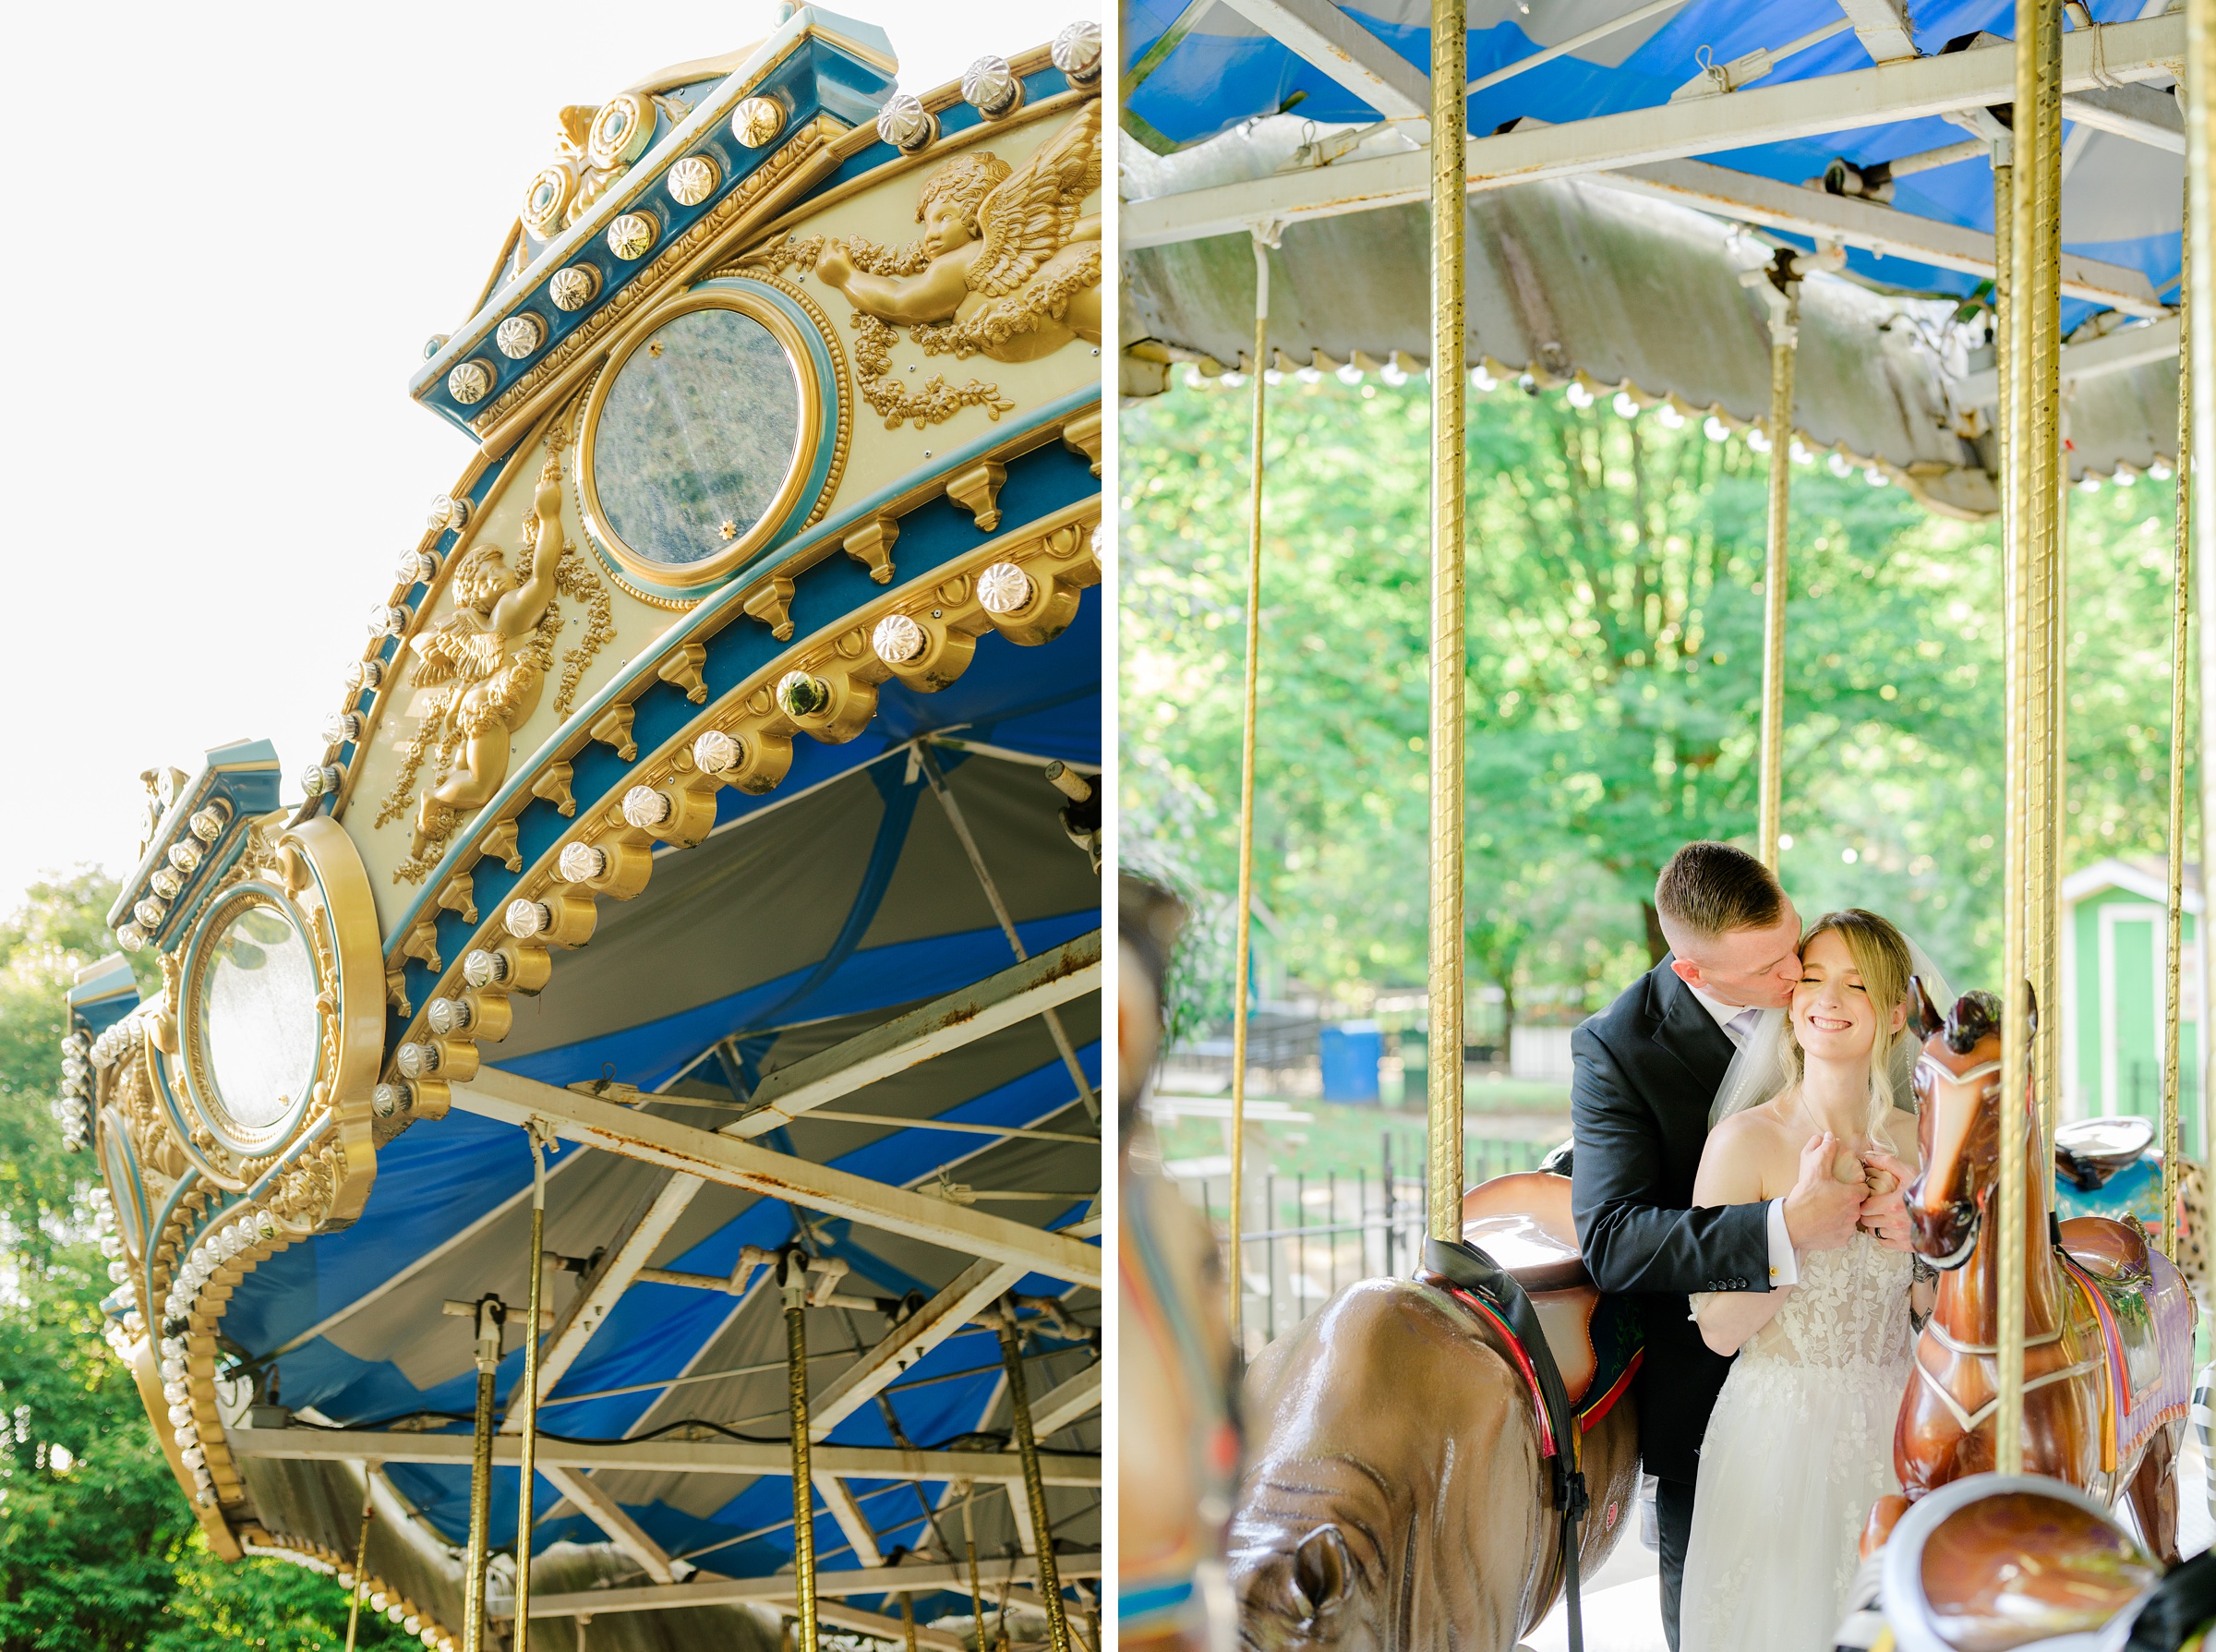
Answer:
[{"left": 1737, "top": 1232, "right": 1914, "bottom": 1370}]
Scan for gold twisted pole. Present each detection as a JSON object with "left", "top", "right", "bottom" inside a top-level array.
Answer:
[
  {"left": 343, "top": 1474, "right": 374, "bottom": 1652},
  {"left": 994, "top": 1305, "right": 1070, "bottom": 1652},
  {"left": 783, "top": 1250, "right": 819, "bottom": 1652},
  {"left": 963, "top": 1486, "right": 987, "bottom": 1652},
  {"left": 2031, "top": 0, "right": 2065, "bottom": 1170},
  {"left": 900, "top": 1595, "right": 919, "bottom": 1652},
  {"left": 1228, "top": 232, "right": 1270, "bottom": 1341},
  {"left": 463, "top": 1296, "right": 504, "bottom": 1652},
  {"left": 1756, "top": 291, "right": 1798, "bottom": 869},
  {"left": 1426, "top": 0, "right": 1469, "bottom": 1244},
  {"left": 513, "top": 1125, "right": 549, "bottom": 1649},
  {"left": 2192, "top": 0, "right": 2216, "bottom": 1186},
  {"left": 2167, "top": 192, "right": 2194, "bottom": 1260}
]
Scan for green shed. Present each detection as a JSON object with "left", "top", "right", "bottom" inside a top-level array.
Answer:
[{"left": 2061, "top": 858, "right": 2203, "bottom": 1158}]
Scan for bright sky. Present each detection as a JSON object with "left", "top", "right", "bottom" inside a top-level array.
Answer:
[{"left": 0, "top": 0, "right": 1091, "bottom": 918}]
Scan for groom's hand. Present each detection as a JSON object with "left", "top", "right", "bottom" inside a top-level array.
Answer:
[
  {"left": 1859, "top": 1148, "right": 1916, "bottom": 1252},
  {"left": 1784, "top": 1131, "right": 1863, "bottom": 1253}
]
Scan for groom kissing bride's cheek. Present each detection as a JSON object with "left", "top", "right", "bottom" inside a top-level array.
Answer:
[{"left": 1571, "top": 841, "right": 1936, "bottom": 1652}]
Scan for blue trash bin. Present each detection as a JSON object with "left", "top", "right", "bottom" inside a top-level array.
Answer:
[{"left": 1320, "top": 1020, "right": 1382, "bottom": 1103}]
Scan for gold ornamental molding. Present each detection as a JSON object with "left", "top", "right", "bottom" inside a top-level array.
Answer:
[{"left": 375, "top": 499, "right": 1100, "bottom": 1117}]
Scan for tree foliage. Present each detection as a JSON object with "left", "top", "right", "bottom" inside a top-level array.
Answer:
[
  {"left": 1123, "top": 375, "right": 2193, "bottom": 1027},
  {"left": 0, "top": 872, "right": 406, "bottom": 1649}
]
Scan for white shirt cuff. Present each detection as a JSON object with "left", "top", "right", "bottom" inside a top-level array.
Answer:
[{"left": 1766, "top": 1197, "right": 1799, "bottom": 1289}]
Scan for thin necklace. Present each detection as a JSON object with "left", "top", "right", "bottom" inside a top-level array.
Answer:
[{"left": 1791, "top": 1087, "right": 1870, "bottom": 1156}]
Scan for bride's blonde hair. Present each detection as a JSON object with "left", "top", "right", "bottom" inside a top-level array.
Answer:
[{"left": 1784, "top": 908, "right": 1913, "bottom": 1135}]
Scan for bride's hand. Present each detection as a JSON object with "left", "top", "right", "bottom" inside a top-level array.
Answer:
[
  {"left": 1859, "top": 1148, "right": 1916, "bottom": 1252},
  {"left": 1784, "top": 1131, "right": 1863, "bottom": 1253}
]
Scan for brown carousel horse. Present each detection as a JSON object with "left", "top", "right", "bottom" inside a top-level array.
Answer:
[
  {"left": 1863, "top": 985, "right": 2198, "bottom": 1562},
  {"left": 1228, "top": 1174, "right": 1641, "bottom": 1651}
]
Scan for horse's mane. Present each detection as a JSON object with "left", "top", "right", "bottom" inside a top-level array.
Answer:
[{"left": 1944, "top": 990, "right": 2002, "bottom": 1055}]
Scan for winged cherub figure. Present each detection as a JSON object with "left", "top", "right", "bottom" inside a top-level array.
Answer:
[
  {"left": 404, "top": 455, "right": 568, "bottom": 858},
  {"left": 813, "top": 100, "right": 1102, "bottom": 363}
]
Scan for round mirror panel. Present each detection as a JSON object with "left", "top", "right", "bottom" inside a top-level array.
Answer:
[
  {"left": 590, "top": 306, "right": 803, "bottom": 569},
  {"left": 199, "top": 899, "right": 318, "bottom": 1134}
]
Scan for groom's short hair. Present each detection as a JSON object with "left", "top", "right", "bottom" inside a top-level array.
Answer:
[{"left": 1656, "top": 841, "right": 1785, "bottom": 943}]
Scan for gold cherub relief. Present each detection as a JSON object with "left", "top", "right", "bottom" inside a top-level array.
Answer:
[
  {"left": 735, "top": 100, "right": 1101, "bottom": 429},
  {"left": 814, "top": 99, "right": 1102, "bottom": 363},
  {"left": 377, "top": 455, "right": 570, "bottom": 877}
]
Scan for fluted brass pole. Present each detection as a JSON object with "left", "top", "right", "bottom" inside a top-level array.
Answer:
[
  {"left": 2192, "top": 0, "right": 2216, "bottom": 1185},
  {"left": 899, "top": 1595, "right": 919, "bottom": 1652},
  {"left": 1756, "top": 306, "right": 1798, "bottom": 869},
  {"left": 513, "top": 1127, "right": 548, "bottom": 1649},
  {"left": 1426, "top": 0, "right": 1469, "bottom": 1243},
  {"left": 464, "top": 1296, "right": 504, "bottom": 1652},
  {"left": 2168, "top": 194, "right": 2194, "bottom": 1259},
  {"left": 2030, "top": 3, "right": 2065, "bottom": 1173},
  {"left": 1228, "top": 233, "right": 1270, "bottom": 1342},
  {"left": 783, "top": 1251, "right": 819, "bottom": 1652},
  {"left": 994, "top": 1306, "right": 1070, "bottom": 1652},
  {"left": 963, "top": 1487, "right": 987, "bottom": 1652},
  {"left": 343, "top": 1475, "right": 374, "bottom": 1652}
]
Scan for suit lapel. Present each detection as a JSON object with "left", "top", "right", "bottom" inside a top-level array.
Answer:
[{"left": 1647, "top": 962, "right": 1737, "bottom": 1108}]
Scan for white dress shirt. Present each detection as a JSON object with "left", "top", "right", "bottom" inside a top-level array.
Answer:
[{"left": 1686, "top": 981, "right": 1799, "bottom": 1290}]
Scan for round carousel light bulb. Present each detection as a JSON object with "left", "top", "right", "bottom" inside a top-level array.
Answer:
[
  {"left": 961, "top": 54, "right": 1023, "bottom": 117},
  {"left": 256, "top": 1211, "right": 279, "bottom": 1240},
  {"left": 977, "top": 562, "right": 1034, "bottom": 616},
  {"left": 461, "top": 949, "right": 507, "bottom": 989},
  {"left": 557, "top": 842, "right": 607, "bottom": 883},
  {"left": 167, "top": 1403, "right": 192, "bottom": 1427},
  {"left": 874, "top": 93, "right": 936, "bottom": 152},
  {"left": 344, "top": 658, "right": 384, "bottom": 693},
  {"left": 404, "top": 1616, "right": 421, "bottom": 1634},
  {"left": 503, "top": 899, "right": 550, "bottom": 940},
  {"left": 367, "top": 603, "right": 412, "bottom": 639},
  {"left": 301, "top": 763, "right": 343, "bottom": 798},
  {"left": 777, "top": 672, "right": 831, "bottom": 719},
  {"left": 620, "top": 786, "right": 672, "bottom": 828},
  {"left": 163, "top": 843, "right": 198, "bottom": 879},
  {"left": 189, "top": 802, "right": 230, "bottom": 842},
  {"left": 393, "top": 1042, "right": 440, "bottom": 1079},
  {"left": 115, "top": 922, "right": 146, "bottom": 952},
  {"left": 149, "top": 868, "right": 182, "bottom": 900},
  {"left": 387, "top": 1604, "right": 405, "bottom": 1624},
  {"left": 1051, "top": 18, "right": 1103, "bottom": 82},
  {"left": 369, "top": 1082, "right": 400, "bottom": 1117},
  {"left": 322, "top": 712, "right": 362, "bottom": 746},
  {"left": 396, "top": 549, "right": 439, "bottom": 585},
  {"left": 111, "top": 1260, "right": 131, "bottom": 1284},
  {"left": 427, "top": 494, "right": 470, "bottom": 534},
  {"left": 425, "top": 997, "right": 471, "bottom": 1036},
  {"left": 163, "top": 1381, "right": 187, "bottom": 1405},
  {"left": 731, "top": 96, "right": 787, "bottom": 147},
  {"left": 692, "top": 730, "right": 741, "bottom": 775},
  {"left": 134, "top": 898, "right": 166, "bottom": 929},
  {"left": 872, "top": 613, "right": 927, "bottom": 664},
  {"left": 160, "top": 1357, "right": 184, "bottom": 1381},
  {"left": 179, "top": 1446, "right": 204, "bottom": 1469},
  {"left": 369, "top": 1592, "right": 389, "bottom": 1612}
]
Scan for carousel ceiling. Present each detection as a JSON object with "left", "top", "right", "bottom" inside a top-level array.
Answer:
[{"left": 1120, "top": 0, "right": 2190, "bottom": 511}]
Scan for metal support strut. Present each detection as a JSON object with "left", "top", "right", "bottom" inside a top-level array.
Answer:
[
  {"left": 463, "top": 1295, "right": 505, "bottom": 1652},
  {"left": 1229, "top": 227, "right": 1271, "bottom": 1342},
  {"left": 994, "top": 1301, "right": 1072, "bottom": 1652},
  {"left": 783, "top": 1248, "right": 820, "bottom": 1652},
  {"left": 514, "top": 1123, "right": 551, "bottom": 1649}
]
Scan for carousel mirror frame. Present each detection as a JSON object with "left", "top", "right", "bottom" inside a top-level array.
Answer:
[
  {"left": 574, "top": 278, "right": 839, "bottom": 596},
  {"left": 154, "top": 814, "right": 384, "bottom": 1205}
]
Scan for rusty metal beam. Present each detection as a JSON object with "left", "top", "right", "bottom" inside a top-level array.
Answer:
[
  {"left": 1026, "top": 1363, "right": 1102, "bottom": 1438},
  {"left": 735, "top": 932, "right": 1102, "bottom": 1139},
  {"left": 810, "top": 1260, "right": 1028, "bottom": 1441},
  {"left": 450, "top": 1068, "right": 1102, "bottom": 1289},
  {"left": 538, "top": 1465, "right": 683, "bottom": 1584}
]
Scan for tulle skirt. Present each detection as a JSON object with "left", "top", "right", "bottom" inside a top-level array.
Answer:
[{"left": 1678, "top": 1352, "right": 1911, "bottom": 1652}]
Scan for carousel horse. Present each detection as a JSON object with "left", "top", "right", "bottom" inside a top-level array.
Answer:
[
  {"left": 1862, "top": 985, "right": 2198, "bottom": 1563},
  {"left": 2054, "top": 1114, "right": 2212, "bottom": 1306},
  {"left": 1227, "top": 1172, "right": 1641, "bottom": 1651}
]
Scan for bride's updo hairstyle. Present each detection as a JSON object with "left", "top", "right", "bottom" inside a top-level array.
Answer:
[{"left": 1786, "top": 908, "right": 1914, "bottom": 1133}]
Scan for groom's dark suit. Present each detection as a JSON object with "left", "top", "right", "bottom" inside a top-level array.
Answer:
[{"left": 1570, "top": 958, "right": 1775, "bottom": 1648}]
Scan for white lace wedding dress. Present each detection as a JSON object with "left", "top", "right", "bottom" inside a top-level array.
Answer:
[{"left": 1678, "top": 1232, "right": 1915, "bottom": 1652}]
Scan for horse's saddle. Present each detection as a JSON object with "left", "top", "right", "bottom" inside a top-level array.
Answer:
[
  {"left": 1459, "top": 1173, "right": 1639, "bottom": 1418},
  {"left": 2057, "top": 1215, "right": 2167, "bottom": 1419},
  {"left": 2054, "top": 1115, "right": 2157, "bottom": 1192}
]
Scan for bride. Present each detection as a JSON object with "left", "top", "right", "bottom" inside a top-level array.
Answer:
[{"left": 1677, "top": 909, "right": 1935, "bottom": 1652}]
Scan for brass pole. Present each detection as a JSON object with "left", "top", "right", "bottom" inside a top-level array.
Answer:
[
  {"left": 962, "top": 1488, "right": 987, "bottom": 1652},
  {"left": 2192, "top": 0, "right": 2216, "bottom": 1185},
  {"left": 900, "top": 1595, "right": 919, "bottom": 1652},
  {"left": 343, "top": 1473, "right": 374, "bottom": 1652},
  {"left": 1756, "top": 307, "right": 1798, "bottom": 868},
  {"left": 513, "top": 1126, "right": 549, "bottom": 1649},
  {"left": 2167, "top": 192, "right": 2194, "bottom": 1259},
  {"left": 1426, "top": 0, "right": 1470, "bottom": 1243},
  {"left": 1228, "top": 232, "right": 1270, "bottom": 1343},
  {"left": 464, "top": 1296, "right": 505, "bottom": 1652},
  {"left": 993, "top": 1305, "right": 1070, "bottom": 1652},
  {"left": 2031, "top": 0, "right": 2065, "bottom": 1173},
  {"left": 783, "top": 1250, "right": 819, "bottom": 1652}
]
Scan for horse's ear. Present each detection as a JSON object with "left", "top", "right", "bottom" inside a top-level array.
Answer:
[{"left": 1909, "top": 975, "right": 1943, "bottom": 1040}]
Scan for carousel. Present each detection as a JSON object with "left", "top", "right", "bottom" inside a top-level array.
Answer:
[
  {"left": 1121, "top": 0, "right": 2216, "bottom": 1647},
  {"left": 62, "top": 10, "right": 1103, "bottom": 1650}
]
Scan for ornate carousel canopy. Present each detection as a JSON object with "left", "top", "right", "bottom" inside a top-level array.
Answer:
[
  {"left": 1120, "top": 0, "right": 2190, "bottom": 515},
  {"left": 68, "top": 9, "right": 1104, "bottom": 1649}
]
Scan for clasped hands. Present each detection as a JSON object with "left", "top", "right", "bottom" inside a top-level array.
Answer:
[{"left": 1782, "top": 1131, "right": 1915, "bottom": 1255}]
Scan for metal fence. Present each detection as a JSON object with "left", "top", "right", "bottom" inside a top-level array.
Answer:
[{"left": 1184, "top": 1130, "right": 1560, "bottom": 1345}]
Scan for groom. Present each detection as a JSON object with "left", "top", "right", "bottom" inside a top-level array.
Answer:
[{"left": 1570, "top": 841, "right": 1909, "bottom": 1650}]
